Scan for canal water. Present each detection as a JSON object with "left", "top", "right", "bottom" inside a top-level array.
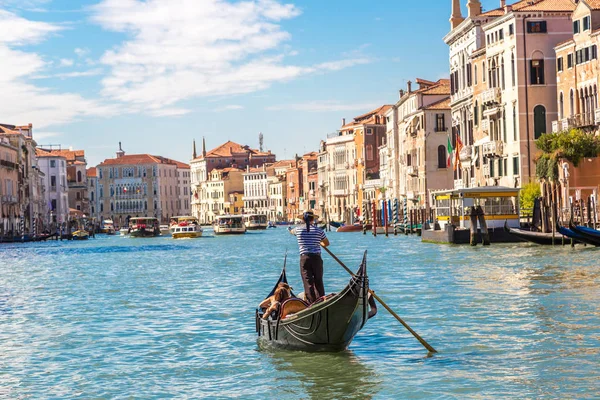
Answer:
[{"left": 1, "top": 230, "right": 599, "bottom": 399}]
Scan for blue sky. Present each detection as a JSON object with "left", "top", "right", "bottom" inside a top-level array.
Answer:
[{"left": 0, "top": 0, "right": 501, "bottom": 166}]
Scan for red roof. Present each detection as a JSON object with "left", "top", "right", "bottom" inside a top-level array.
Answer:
[
  {"left": 342, "top": 105, "right": 393, "bottom": 129},
  {"left": 37, "top": 148, "right": 85, "bottom": 162},
  {"left": 98, "top": 154, "right": 189, "bottom": 168},
  {"left": 194, "top": 140, "right": 271, "bottom": 161},
  {"left": 87, "top": 167, "right": 97, "bottom": 177}
]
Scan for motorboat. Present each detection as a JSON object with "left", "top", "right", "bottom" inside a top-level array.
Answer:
[
  {"left": 128, "top": 217, "right": 160, "bottom": 238},
  {"left": 213, "top": 215, "right": 246, "bottom": 235},
  {"left": 244, "top": 214, "right": 268, "bottom": 230}
]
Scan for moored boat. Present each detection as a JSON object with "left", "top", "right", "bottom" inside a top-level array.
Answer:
[
  {"left": 564, "top": 222, "right": 600, "bottom": 246},
  {"left": 119, "top": 227, "right": 130, "bottom": 236},
  {"left": 570, "top": 223, "right": 600, "bottom": 239},
  {"left": 213, "top": 215, "right": 246, "bottom": 235},
  {"left": 256, "top": 252, "right": 375, "bottom": 352},
  {"left": 101, "top": 219, "right": 116, "bottom": 235},
  {"left": 329, "top": 221, "right": 344, "bottom": 228},
  {"left": 129, "top": 217, "right": 160, "bottom": 238},
  {"left": 337, "top": 223, "right": 371, "bottom": 232},
  {"left": 503, "top": 221, "right": 568, "bottom": 245},
  {"left": 160, "top": 224, "right": 171, "bottom": 236},
  {"left": 72, "top": 230, "right": 89, "bottom": 240}
]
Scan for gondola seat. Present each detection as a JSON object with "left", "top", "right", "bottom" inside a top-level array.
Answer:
[{"left": 280, "top": 298, "right": 309, "bottom": 319}]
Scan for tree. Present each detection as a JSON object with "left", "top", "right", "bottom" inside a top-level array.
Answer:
[{"left": 519, "top": 181, "right": 541, "bottom": 212}]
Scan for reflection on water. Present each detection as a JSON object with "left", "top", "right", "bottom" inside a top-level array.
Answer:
[{"left": 267, "top": 350, "right": 381, "bottom": 400}]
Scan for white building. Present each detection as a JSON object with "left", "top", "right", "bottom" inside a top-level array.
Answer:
[
  {"left": 243, "top": 166, "right": 269, "bottom": 215},
  {"left": 36, "top": 150, "right": 69, "bottom": 226}
]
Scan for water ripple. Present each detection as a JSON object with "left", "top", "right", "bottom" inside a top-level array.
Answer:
[{"left": 1, "top": 232, "right": 599, "bottom": 398}]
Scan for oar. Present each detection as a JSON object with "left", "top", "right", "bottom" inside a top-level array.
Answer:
[{"left": 321, "top": 245, "right": 438, "bottom": 353}]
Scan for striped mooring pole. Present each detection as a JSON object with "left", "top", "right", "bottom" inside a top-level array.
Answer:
[
  {"left": 403, "top": 198, "right": 409, "bottom": 234},
  {"left": 393, "top": 198, "right": 399, "bottom": 235},
  {"left": 32, "top": 217, "right": 37, "bottom": 237}
]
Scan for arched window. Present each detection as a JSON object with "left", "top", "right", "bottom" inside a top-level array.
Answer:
[
  {"left": 570, "top": 88, "right": 574, "bottom": 117},
  {"left": 501, "top": 57, "right": 505, "bottom": 90},
  {"left": 438, "top": 145, "right": 447, "bottom": 169},
  {"left": 474, "top": 64, "right": 478, "bottom": 85},
  {"left": 534, "top": 105, "right": 546, "bottom": 139},
  {"left": 474, "top": 101, "right": 479, "bottom": 126},
  {"left": 511, "top": 53, "right": 516, "bottom": 87},
  {"left": 482, "top": 61, "right": 486, "bottom": 82},
  {"left": 559, "top": 92, "right": 564, "bottom": 120},
  {"left": 77, "top": 170, "right": 82, "bottom": 182},
  {"left": 366, "top": 145, "right": 373, "bottom": 161},
  {"left": 91, "top": 192, "right": 94, "bottom": 201}
]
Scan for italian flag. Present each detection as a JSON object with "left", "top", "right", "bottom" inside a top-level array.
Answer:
[{"left": 447, "top": 135, "right": 453, "bottom": 168}]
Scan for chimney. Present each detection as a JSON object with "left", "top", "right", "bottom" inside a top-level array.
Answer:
[
  {"left": 202, "top": 136, "right": 206, "bottom": 157},
  {"left": 500, "top": 0, "right": 505, "bottom": 7},
  {"left": 407, "top": 80, "right": 412, "bottom": 93},
  {"left": 116, "top": 141, "right": 125, "bottom": 159},
  {"left": 467, "top": 0, "right": 481, "bottom": 19},
  {"left": 450, "top": 0, "right": 464, "bottom": 29},
  {"left": 342, "top": 118, "right": 346, "bottom": 126}
]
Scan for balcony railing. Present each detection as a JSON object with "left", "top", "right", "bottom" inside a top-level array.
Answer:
[
  {"left": 454, "top": 179, "right": 465, "bottom": 190},
  {"left": 595, "top": 109, "right": 600, "bottom": 124},
  {"left": 567, "top": 113, "right": 595, "bottom": 129},
  {"left": 407, "top": 191, "right": 417, "bottom": 200},
  {"left": 333, "top": 189, "right": 347, "bottom": 196},
  {"left": 483, "top": 164, "right": 490, "bottom": 178},
  {"left": 407, "top": 166, "right": 418, "bottom": 176},
  {"left": 482, "top": 141, "right": 503, "bottom": 158},
  {"left": 481, "top": 87, "right": 501, "bottom": 105}
]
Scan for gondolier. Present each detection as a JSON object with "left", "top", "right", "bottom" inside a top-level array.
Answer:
[{"left": 288, "top": 211, "right": 330, "bottom": 303}]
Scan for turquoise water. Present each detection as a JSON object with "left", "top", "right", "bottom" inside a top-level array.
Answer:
[{"left": 1, "top": 230, "right": 599, "bottom": 399}]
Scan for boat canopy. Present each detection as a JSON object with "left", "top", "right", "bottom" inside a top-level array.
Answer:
[{"left": 430, "top": 186, "right": 520, "bottom": 230}]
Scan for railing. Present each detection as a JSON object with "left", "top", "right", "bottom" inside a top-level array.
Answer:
[
  {"left": 407, "top": 166, "right": 418, "bottom": 176},
  {"left": 333, "top": 189, "right": 347, "bottom": 196},
  {"left": 481, "top": 87, "right": 501, "bottom": 105},
  {"left": 482, "top": 141, "right": 503, "bottom": 157},
  {"left": 595, "top": 109, "right": 600, "bottom": 124},
  {"left": 1, "top": 195, "right": 18, "bottom": 203},
  {"left": 568, "top": 113, "right": 596, "bottom": 128},
  {"left": 454, "top": 179, "right": 464, "bottom": 190},
  {"left": 407, "top": 191, "right": 416, "bottom": 200}
]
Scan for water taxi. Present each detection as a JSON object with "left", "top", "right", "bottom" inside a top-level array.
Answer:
[
  {"left": 213, "top": 215, "right": 246, "bottom": 235},
  {"left": 101, "top": 219, "right": 116, "bottom": 235},
  {"left": 159, "top": 224, "right": 171, "bottom": 236},
  {"left": 119, "top": 227, "right": 130, "bottom": 236},
  {"left": 72, "top": 230, "right": 90, "bottom": 240},
  {"left": 170, "top": 216, "right": 203, "bottom": 239},
  {"left": 244, "top": 214, "right": 268, "bottom": 230},
  {"left": 128, "top": 217, "right": 160, "bottom": 238}
]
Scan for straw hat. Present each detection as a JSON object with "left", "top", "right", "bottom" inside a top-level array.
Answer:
[{"left": 296, "top": 211, "right": 319, "bottom": 220}]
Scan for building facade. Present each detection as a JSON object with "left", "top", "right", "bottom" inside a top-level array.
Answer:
[
  {"left": 97, "top": 146, "right": 190, "bottom": 225},
  {"left": 36, "top": 150, "right": 69, "bottom": 227},
  {"left": 445, "top": 0, "right": 576, "bottom": 191},
  {"left": 0, "top": 135, "right": 20, "bottom": 235}
]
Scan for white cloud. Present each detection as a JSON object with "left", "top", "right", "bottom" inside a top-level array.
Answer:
[
  {"left": 53, "top": 68, "right": 103, "bottom": 79},
  {"left": 266, "top": 100, "right": 381, "bottom": 112},
  {"left": 0, "top": 9, "right": 62, "bottom": 44},
  {"left": 0, "top": 10, "right": 115, "bottom": 128},
  {"left": 213, "top": 104, "right": 244, "bottom": 112},
  {"left": 59, "top": 58, "right": 74, "bottom": 67},
  {"left": 74, "top": 47, "right": 89, "bottom": 57},
  {"left": 91, "top": 0, "right": 370, "bottom": 114}
]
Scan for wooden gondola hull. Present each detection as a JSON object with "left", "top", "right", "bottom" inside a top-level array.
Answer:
[
  {"left": 503, "top": 222, "right": 569, "bottom": 245},
  {"left": 256, "top": 256, "right": 370, "bottom": 352},
  {"left": 567, "top": 223, "right": 600, "bottom": 246}
]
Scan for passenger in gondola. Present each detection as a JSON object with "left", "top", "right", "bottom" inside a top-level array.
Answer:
[{"left": 288, "top": 211, "right": 330, "bottom": 304}]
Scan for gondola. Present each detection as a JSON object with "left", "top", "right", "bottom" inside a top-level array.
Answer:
[
  {"left": 568, "top": 222, "right": 600, "bottom": 246},
  {"left": 328, "top": 221, "right": 344, "bottom": 228},
  {"left": 256, "top": 252, "right": 376, "bottom": 352},
  {"left": 503, "top": 220, "right": 569, "bottom": 245}
]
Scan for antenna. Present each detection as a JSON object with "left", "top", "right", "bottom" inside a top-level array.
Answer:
[{"left": 259, "top": 132, "right": 264, "bottom": 152}]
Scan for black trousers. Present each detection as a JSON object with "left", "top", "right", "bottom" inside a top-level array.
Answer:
[{"left": 300, "top": 253, "right": 325, "bottom": 303}]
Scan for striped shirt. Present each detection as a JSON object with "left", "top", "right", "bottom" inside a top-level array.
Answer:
[{"left": 292, "top": 225, "right": 327, "bottom": 255}]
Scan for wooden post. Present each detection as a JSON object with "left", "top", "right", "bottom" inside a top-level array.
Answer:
[
  {"left": 587, "top": 197, "right": 592, "bottom": 227},
  {"left": 384, "top": 200, "right": 389, "bottom": 237},
  {"left": 551, "top": 201, "right": 556, "bottom": 246},
  {"left": 372, "top": 200, "right": 377, "bottom": 237},
  {"left": 469, "top": 206, "right": 478, "bottom": 246},
  {"left": 476, "top": 205, "right": 490, "bottom": 246}
]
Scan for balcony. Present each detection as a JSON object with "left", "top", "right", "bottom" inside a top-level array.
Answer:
[
  {"left": 596, "top": 109, "right": 600, "bottom": 124},
  {"left": 333, "top": 189, "right": 347, "bottom": 196},
  {"left": 454, "top": 179, "right": 465, "bottom": 190},
  {"left": 407, "top": 165, "right": 418, "bottom": 176},
  {"left": 407, "top": 191, "right": 417, "bottom": 200},
  {"left": 482, "top": 141, "right": 503, "bottom": 158},
  {"left": 568, "top": 113, "right": 596, "bottom": 129},
  {"left": 1, "top": 195, "right": 18, "bottom": 203},
  {"left": 459, "top": 145, "right": 472, "bottom": 162},
  {"left": 481, "top": 87, "right": 501, "bottom": 105}
]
